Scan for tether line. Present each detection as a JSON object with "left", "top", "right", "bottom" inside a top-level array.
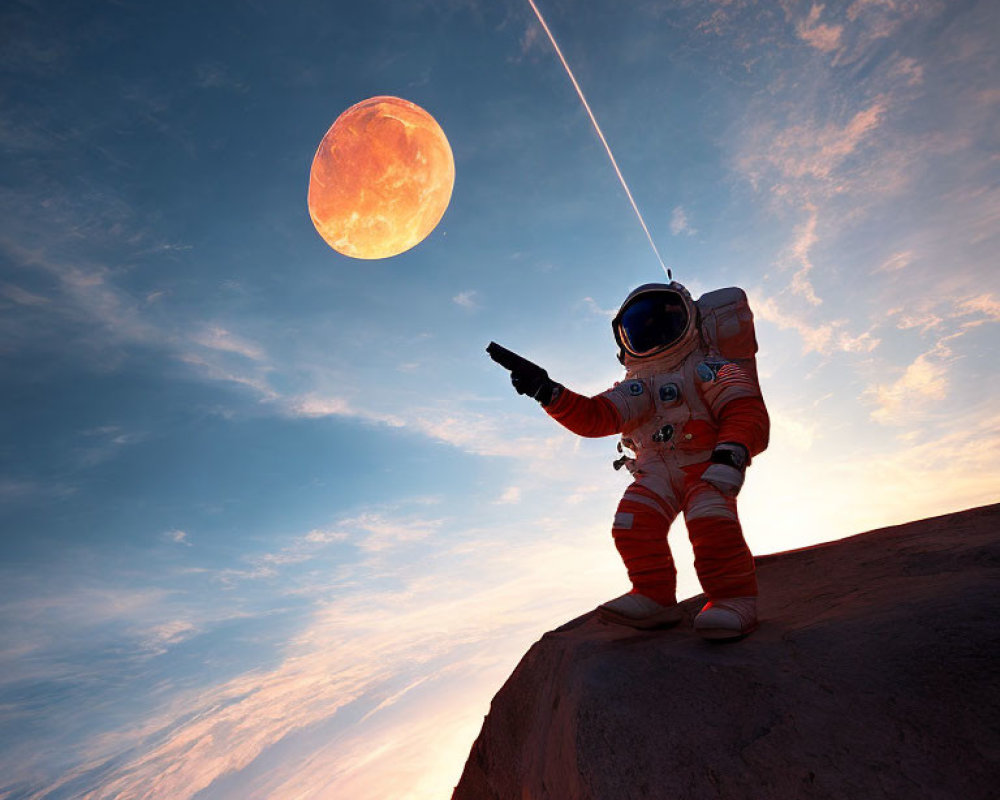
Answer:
[{"left": 526, "top": 0, "right": 671, "bottom": 279}]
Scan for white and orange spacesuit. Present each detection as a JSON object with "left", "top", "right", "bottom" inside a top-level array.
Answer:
[{"left": 491, "top": 282, "right": 768, "bottom": 640}]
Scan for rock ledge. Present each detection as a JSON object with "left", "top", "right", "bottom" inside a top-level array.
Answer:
[{"left": 453, "top": 504, "right": 1000, "bottom": 800}]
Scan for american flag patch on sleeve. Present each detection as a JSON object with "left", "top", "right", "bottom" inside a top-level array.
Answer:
[{"left": 716, "top": 363, "right": 743, "bottom": 382}]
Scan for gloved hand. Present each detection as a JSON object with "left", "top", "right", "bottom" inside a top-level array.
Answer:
[
  {"left": 701, "top": 442, "right": 749, "bottom": 497},
  {"left": 510, "top": 361, "right": 559, "bottom": 406},
  {"left": 486, "top": 342, "right": 561, "bottom": 407}
]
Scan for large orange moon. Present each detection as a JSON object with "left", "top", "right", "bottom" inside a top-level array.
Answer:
[{"left": 307, "top": 96, "right": 455, "bottom": 260}]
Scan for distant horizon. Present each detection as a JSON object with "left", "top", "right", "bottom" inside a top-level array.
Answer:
[{"left": 1, "top": 0, "right": 998, "bottom": 797}]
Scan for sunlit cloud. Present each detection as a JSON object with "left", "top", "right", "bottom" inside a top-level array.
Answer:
[
  {"left": 495, "top": 486, "right": 521, "bottom": 504},
  {"left": 788, "top": 102, "right": 885, "bottom": 181},
  {"left": 771, "top": 411, "right": 818, "bottom": 454},
  {"left": 0, "top": 585, "right": 178, "bottom": 683},
  {"left": 36, "top": 512, "right": 627, "bottom": 800},
  {"left": 736, "top": 100, "right": 889, "bottom": 206},
  {"left": 286, "top": 390, "right": 570, "bottom": 461},
  {"left": 752, "top": 293, "right": 836, "bottom": 354},
  {"left": 890, "top": 306, "right": 944, "bottom": 333},
  {"left": 351, "top": 512, "right": 443, "bottom": 552},
  {"left": 192, "top": 325, "right": 266, "bottom": 361},
  {"left": 795, "top": 4, "right": 844, "bottom": 53},
  {"left": 956, "top": 294, "right": 1000, "bottom": 325},
  {"left": 404, "top": 409, "right": 566, "bottom": 460},
  {"left": 877, "top": 250, "right": 913, "bottom": 273},
  {"left": 864, "top": 292, "right": 999, "bottom": 426},
  {"left": 866, "top": 345, "right": 950, "bottom": 425},
  {"left": 786, "top": 206, "right": 822, "bottom": 305},
  {"left": 288, "top": 392, "right": 450, "bottom": 435},
  {"left": 303, "top": 528, "right": 350, "bottom": 544},
  {"left": 178, "top": 352, "right": 278, "bottom": 399},
  {"left": 838, "top": 328, "right": 880, "bottom": 353},
  {"left": 890, "top": 292, "right": 1000, "bottom": 334},
  {"left": 890, "top": 56, "right": 924, "bottom": 86},
  {"left": 140, "top": 620, "right": 197, "bottom": 653}
]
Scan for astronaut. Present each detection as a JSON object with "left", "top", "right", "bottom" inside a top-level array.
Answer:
[{"left": 494, "top": 282, "right": 769, "bottom": 640}]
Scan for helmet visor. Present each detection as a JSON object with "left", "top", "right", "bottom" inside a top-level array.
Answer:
[{"left": 615, "top": 290, "right": 690, "bottom": 356}]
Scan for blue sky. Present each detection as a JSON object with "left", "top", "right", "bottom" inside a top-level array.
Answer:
[{"left": 2, "top": 0, "right": 998, "bottom": 797}]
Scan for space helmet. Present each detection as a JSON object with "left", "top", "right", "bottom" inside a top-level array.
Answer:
[{"left": 612, "top": 282, "right": 698, "bottom": 361}]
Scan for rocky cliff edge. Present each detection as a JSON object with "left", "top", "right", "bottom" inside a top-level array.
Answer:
[{"left": 452, "top": 503, "right": 1000, "bottom": 800}]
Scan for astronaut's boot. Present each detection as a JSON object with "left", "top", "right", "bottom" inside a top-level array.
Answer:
[
  {"left": 693, "top": 596, "right": 758, "bottom": 641},
  {"left": 598, "top": 592, "right": 683, "bottom": 630}
]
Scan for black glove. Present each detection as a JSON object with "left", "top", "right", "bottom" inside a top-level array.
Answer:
[
  {"left": 710, "top": 442, "right": 749, "bottom": 471},
  {"left": 510, "top": 362, "right": 558, "bottom": 406},
  {"left": 702, "top": 443, "right": 749, "bottom": 497},
  {"left": 486, "top": 342, "right": 560, "bottom": 407}
]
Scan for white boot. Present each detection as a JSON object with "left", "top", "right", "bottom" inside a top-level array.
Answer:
[
  {"left": 693, "top": 596, "right": 758, "bottom": 640},
  {"left": 598, "top": 592, "right": 682, "bottom": 630}
]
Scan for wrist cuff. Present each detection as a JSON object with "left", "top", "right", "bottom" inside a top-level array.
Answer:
[
  {"left": 711, "top": 442, "right": 748, "bottom": 471},
  {"left": 538, "top": 381, "right": 562, "bottom": 407}
]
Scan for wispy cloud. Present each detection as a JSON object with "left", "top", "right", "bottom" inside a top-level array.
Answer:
[
  {"left": 495, "top": 486, "right": 521, "bottom": 504},
  {"left": 737, "top": 100, "right": 888, "bottom": 201},
  {"left": 452, "top": 290, "right": 480, "bottom": 310},
  {"left": 581, "top": 296, "right": 616, "bottom": 318},
  {"left": 1, "top": 282, "right": 50, "bottom": 306},
  {"left": 877, "top": 250, "right": 913, "bottom": 273},
  {"left": 27, "top": 512, "right": 626, "bottom": 800},
  {"left": 0, "top": 585, "right": 177, "bottom": 682},
  {"left": 350, "top": 512, "right": 443, "bottom": 553},
  {"left": 287, "top": 393, "right": 409, "bottom": 431},
  {"left": 0, "top": 234, "right": 159, "bottom": 352},
  {"left": 866, "top": 344, "right": 951, "bottom": 425},
  {"left": 785, "top": 205, "right": 822, "bottom": 306},
  {"left": 166, "top": 529, "right": 191, "bottom": 545},
  {"left": 286, "top": 389, "right": 568, "bottom": 461},
  {"left": 669, "top": 205, "right": 696, "bottom": 236},
  {"left": 955, "top": 294, "right": 1000, "bottom": 325},
  {"left": 752, "top": 287, "right": 882, "bottom": 357},
  {"left": 867, "top": 292, "right": 1000, "bottom": 425},
  {"left": 192, "top": 325, "right": 267, "bottom": 361},
  {"left": 889, "top": 292, "right": 1000, "bottom": 334},
  {"left": 139, "top": 620, "right": 198, "bottom": 654},
  {"left": 177, "top": 352, "right": 278, "bottom": 399},
  {"left": 0, "top": 478, "right": 76, "bottom": 504},
  {"left": 795, "top": 4, "right": 844, "bottom": 53}
]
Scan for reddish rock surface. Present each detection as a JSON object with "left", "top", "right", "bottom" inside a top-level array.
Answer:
[{"left": 452, "top": 503, "right": 1000, "bottom": 800}]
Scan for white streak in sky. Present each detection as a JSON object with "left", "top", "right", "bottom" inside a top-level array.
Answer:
[{"left": 526, "top": 0, "right": 670, "bottom": 279}]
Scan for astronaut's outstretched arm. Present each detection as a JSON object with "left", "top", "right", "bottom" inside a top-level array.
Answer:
[
  {"left": 545, "top": 389, "right": 622, "bottom": 438},
  {"left": 488, "top": 342, "right": 649, "bottom": 438},
  {"left": 547, "top": 378, "right": 656, "bottom": 438}
]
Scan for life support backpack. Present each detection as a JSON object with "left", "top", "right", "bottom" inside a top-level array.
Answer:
[{"left": 696, "top": 287, "right": 760, "bottom": 382}]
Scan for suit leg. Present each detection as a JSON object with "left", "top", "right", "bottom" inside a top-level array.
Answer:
[
  {"left": 682, "top": 468, "right": 758, "bottom": 600},
  {"left": 611, "top": 481, "right": 679, "bottom": 605}
]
